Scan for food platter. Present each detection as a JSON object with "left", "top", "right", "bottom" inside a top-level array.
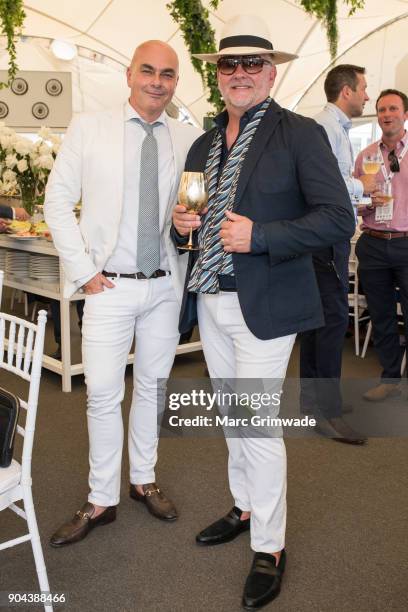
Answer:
[{"left": 6, "top": 220, "right": 50, "bottom": 239}]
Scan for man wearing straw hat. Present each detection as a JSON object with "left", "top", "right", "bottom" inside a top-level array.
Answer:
[{"left": 172, "top": 14, "right": 355, "bottom": 610}]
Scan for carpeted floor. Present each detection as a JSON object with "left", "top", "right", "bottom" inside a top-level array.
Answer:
[{"left": 0, "top": 297, "right": 407, "bottom": 612}]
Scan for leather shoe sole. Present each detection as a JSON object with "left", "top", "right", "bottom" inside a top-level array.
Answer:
[
  {"left": 50, "top": 503, "right": 117, "bottom": 547},
  {"left": 243, "top": 549, "right": 286, "bottom": 610},
  {"left": 196, "top": 506, "right": 250, "bottom": 546}
]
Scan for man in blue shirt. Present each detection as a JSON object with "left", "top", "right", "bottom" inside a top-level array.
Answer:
[{"left": 300, "top": 64, "right": 375, "bottom": 444}]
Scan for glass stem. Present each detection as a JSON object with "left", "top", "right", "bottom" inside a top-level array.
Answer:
[{"left": 187, "top": 227, "right": 193, "bottom": 249}]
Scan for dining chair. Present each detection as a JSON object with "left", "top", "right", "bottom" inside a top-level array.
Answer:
[{"left": 0, "top": 308, "right": 53, "bottom": 611}]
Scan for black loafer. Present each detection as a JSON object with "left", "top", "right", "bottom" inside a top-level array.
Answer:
[
  {"left": 242, "top": 549, "right": 286, "bottom": 610},
  {"left": 196, "top": 506, "right": 250, "bottom": 546}
]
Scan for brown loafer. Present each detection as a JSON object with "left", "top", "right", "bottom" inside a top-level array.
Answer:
[
  {"left": 129, "top": 483, "right": 178, "bottom": 521},
  {"left": 363, "top": 383, "right": 401, "bottom": 402},
  {"left": 50, "top": 502, "right": 117, "bottom": 547},
  {"left": 315, "top": 417, "right": 367, "bottom": 445}
]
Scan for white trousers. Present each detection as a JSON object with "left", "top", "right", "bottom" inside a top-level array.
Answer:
[
  {"left": 197, "top": 292, "right": 296, "bottom": 553},
  {"left": 82, "top": 276, "right": 180, "bottom": 507}
]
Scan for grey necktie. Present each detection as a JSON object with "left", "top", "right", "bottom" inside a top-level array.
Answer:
[{"left": 136, "top": 120, "right": 160, "bottom": 277}]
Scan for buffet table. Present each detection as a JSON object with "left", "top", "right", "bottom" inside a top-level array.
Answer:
[{"left": 0, "top": 235, "right": 202, "bottom": 392}]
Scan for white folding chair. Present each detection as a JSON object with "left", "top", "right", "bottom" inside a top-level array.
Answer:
[
  {"left": 348, "top": 241, "right": 370, "bottom": 355},
  {"left": 0, "top": 309, "right": 53, "bottom": 612},
  {"left": 0, "top": 269, "right": 3, "bottom": 305}
]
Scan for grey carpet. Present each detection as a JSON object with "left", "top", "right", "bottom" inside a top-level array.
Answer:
[{"left": 0, "top": 299, "right": 407, "bottom": 611}]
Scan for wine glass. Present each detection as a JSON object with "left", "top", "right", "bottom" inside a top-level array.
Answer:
[
  {"left": 362, "top": 151, "right": 382, "bottom": 175},
  {"left": 375, "top": 181, "right": 393, "bottom": 203},
  {"left": 177, "top": 171, "right": 208, "bottom": 251}
]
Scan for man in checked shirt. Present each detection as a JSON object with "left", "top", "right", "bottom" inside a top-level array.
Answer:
[{"left": 354, "top": 89, "right": 408, "bottom": 402}]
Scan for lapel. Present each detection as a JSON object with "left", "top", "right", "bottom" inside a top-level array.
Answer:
[
  {"left": 233, "top": 101, "right": 283, "bottom": 210},
  {"left": 108, "top": 105, "right": 125, "bottom": 223},
  {"left": 164, "top": 117, "right": 181, "bottom": 226}
]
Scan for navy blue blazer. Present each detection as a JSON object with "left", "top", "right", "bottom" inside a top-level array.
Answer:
[{"left": 174, "top": 100, "right": 355, "bottom": 340}]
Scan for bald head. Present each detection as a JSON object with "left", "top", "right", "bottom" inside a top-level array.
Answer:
[
  {"left": 130, "top": 40, "right": 179, "bottom": 74},
  {"left": 127, "top": 39, "right": 179, "bottom": 122}
]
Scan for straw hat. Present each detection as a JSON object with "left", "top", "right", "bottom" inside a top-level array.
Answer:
[{"left": 193, "top": 14, "right": 298, "bottom": 65}]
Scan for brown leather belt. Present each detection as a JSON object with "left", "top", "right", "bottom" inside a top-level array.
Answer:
[
  {"left": 102, "top": 270, "right": 170, "bottom": 279},
  {"left": 363, "top": 229, "right": 408, "bottom": 240}
]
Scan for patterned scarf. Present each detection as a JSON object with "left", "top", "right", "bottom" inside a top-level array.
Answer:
[{"left": 188, "top": 97, "right": 271, "bottom": 294}]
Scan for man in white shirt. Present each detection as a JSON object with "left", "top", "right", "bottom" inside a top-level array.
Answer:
[
  {"left": 300, "top": 65, "right": 375, "bottom": 444},
  {"left": 45, "top": 40, "right": 201, "bottom": 546}
]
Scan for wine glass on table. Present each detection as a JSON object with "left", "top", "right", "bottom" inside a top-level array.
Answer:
[{"left": 177, "top": 171, "right": 208, "bottom": 251}]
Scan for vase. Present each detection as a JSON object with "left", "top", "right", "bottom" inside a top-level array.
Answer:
[
  {"left": 19, "top": 184, "right": 37, "bottom": 217},
  {"left": 22, "top": 198, "right": 36, "bottom": 217}
]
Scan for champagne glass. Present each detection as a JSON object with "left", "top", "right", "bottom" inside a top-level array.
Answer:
[
  {"left": 362, "top": 151, "right": 381, "bottom": 175},
  {"left": 177, "top": 171, "right": 208, "bottom": 251}
]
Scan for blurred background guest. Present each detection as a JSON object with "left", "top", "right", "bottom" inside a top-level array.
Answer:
[
  {"left": 355, "top": 89, "right": 408, "bottom": 402},
  {"left": 0, "top": 203, "right": 30, "bottom": 221},
  {"left": 300, "top": 64, "right": 372, "bottom": 445}
]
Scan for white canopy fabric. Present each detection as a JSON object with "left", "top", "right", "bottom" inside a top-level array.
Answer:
[
  {"left": 296, "top": 12, "right": 408, "bottom": 117},
  {"left": 0, "top": 1, "right": 407, "bottom": 124}
]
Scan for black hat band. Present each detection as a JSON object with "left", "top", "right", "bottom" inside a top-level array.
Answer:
[{"left": 219, "top": 35, "right": 273, "bottom": 51}]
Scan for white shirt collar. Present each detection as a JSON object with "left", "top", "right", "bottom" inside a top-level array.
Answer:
[
  {"left": 125, "top": 100, "right": 167, "bottom": 126},
  {"left": 325, "top": 102, "right": 352, "bottom": 131}
]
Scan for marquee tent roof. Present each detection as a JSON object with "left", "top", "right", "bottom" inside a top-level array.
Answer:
[{"left": 1, "top": 1, "right": 407, "bottom": 124}]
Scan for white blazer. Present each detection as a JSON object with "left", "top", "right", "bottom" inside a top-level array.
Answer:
[{"left": 44, "top": 104, "right": 202, "bottom": 298}]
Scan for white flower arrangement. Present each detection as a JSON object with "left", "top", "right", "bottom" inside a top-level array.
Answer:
[{"left": 0, "top": 122, "right": 61, "bottom": 214}]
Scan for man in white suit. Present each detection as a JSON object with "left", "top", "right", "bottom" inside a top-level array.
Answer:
[{"left": 45, "top": 40, "right": 201, "bottom": 546}]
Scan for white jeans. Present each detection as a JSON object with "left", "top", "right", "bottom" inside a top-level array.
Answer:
[
  {"left": 197, "top": 292, "right": 296, "bottom": 553},
  {"left": 82, "top": 275, "right": 180, "bottom": 507}
]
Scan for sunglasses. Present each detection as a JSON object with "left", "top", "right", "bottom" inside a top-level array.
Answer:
[
  {"left": 217, "top": 56, "right": 272, "bottom": 75},
  {"left": 388, "top": 150, "right": 400, "bottom": 173}
]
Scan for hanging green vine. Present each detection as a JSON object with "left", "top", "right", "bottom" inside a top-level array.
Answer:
[
  {"left": 167, "top": 0, "right": 223, "bottom": 115},
  {"left": 299, "top": 0, "right": 365, "bottom": 59},
  {"left": 0, "top": 0, "right": 26, "bottom": 88}
]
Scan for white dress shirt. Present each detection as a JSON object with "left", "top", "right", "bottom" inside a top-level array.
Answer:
[
  {"left": 104, "top": 101, "right": 174, "bottom": 274},
  {"left": 314, "top": 102, "right": 363, "bottom": 203}
]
